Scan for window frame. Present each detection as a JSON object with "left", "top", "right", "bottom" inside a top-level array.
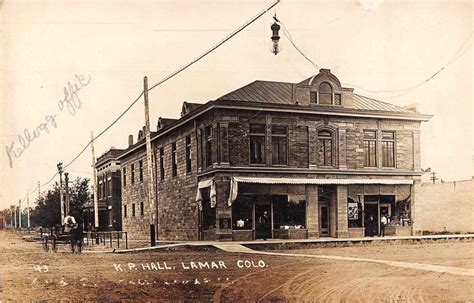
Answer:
[
  {"left": 317, "top": 129, "right": 334, "bottom": 167},
  {"left": 122, "top": 167, "right": 127, "bottom": 187},
  {"left": 363, "top": 130, "right": 378, "bottom": 167},
  {"left": 123, "top": 204, "right": 127, "bottom": 217},
  {"left": 382, "top": 131, "right": 396, "bottom": 168},
  {"left": 249, "top": 123, "right": 266, "bottom": 165},
  {"left": 271, "top": 125, "right": 288, "bottom": 166},
  {"left": 139, "top": 160, "right": 143, "bottom": 182},
  {"left": 159, "top": 147, "right": 165, "bottom": 180},
  {"left": 185, "top": 135, "right": 192, "bottom": 174},
  {"left": 171, "top": 142, "right": 177, "bottom": 177},
  {"left": 132, "top": 203, "right": 136, "bottom": 217},
  {"left": 318, "top": 82, "right": 333, "bottom": 105},
  {"left": 131, "top": 163, "right": 135, "bottom": 185}
]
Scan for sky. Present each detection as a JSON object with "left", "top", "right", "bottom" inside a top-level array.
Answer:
[{"left": 0, "top": 0, "right": 472, "bottom": 210}]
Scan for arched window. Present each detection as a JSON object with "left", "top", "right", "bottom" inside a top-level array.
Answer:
[
  {"left": 318, "top": 130, "right": 333, "bottom": 166},
  {"left": 318, "top": 82, "right": 333, "bottom": 105}
]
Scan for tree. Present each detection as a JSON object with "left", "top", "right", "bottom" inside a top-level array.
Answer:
[{"left": 31, "top": 177, "right": 91, "bottom": 227}]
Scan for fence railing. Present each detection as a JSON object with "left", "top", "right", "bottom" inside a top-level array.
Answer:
[
  {"left": 83, "top": 231, "right": 128, "bottom": 249},
  {"left": 35, "top": 228, "right": 128, "bottom": 250}
]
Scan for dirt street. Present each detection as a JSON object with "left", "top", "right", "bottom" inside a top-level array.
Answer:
[{"left": 0, "top": 231, "right": 473, "bottom": 302}]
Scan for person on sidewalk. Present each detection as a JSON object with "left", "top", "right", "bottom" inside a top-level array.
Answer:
[{"left": 379, "top": 214, "right": 388, "bottom": 237}]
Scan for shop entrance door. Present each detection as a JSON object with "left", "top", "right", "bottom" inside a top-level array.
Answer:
[
  {"left": 255, "top": 204, "right": 272, "bottom": 240},
  {"left": 319, "top": 203, "right": 330, "bottom": 236},
  {"left": 364, "top": 203, "right": 379, "bottom": 237}
]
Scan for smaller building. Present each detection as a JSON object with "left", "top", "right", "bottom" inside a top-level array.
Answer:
[
  {"left": 88, "top": 147, "right": 124, "bottom": 231},
  {"left": 0, "top": 211, "right": 4, "bottom": 229}
]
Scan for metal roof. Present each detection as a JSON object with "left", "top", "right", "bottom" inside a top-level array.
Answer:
[{"left": 218, "top": 80, "right": 413, "bottom": 114}]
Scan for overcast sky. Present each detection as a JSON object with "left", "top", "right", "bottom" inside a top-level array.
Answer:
[{"left": 0, "top": 0, "right": 472, "bottom": 210}]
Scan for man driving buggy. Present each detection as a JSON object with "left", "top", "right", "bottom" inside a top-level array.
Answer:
[{"left": 63, "top": 211, "right": 77, "bottom": 233}]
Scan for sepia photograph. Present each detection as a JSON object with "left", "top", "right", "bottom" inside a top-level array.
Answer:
[{"left": 0, "top": 0, "right": 472, "bottom": 301}]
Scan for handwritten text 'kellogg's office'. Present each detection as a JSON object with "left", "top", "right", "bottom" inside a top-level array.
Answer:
[{"left": 5, "top": 74, "right": 91, "bottom": 168}]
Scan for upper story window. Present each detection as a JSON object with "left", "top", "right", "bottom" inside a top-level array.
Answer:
[
  {"left": 363, "top": 130, "right": 377, "bottom": 167},
  {"left": 172, "top": 142, "right": 177, "bottom": 177},
  {"left": 272, "top": 125, "right": 288, "bottom": 165},
  {"left": 318, "top": 82, "right": 333, "bottom": 105},
  {"left": 122, "top": 167, "right": 127, "bottom": 187},
  {"left": 311, "top": 82, "right": 342, "bottom": 106},
  {"left": 131, "top": 163, "right": 135, "bottom": 184},
  {"left": 159, "top": 147, "right": 165, "bottom": 180},
  {"left": 205, "top": 126, "right": 212, "bottom": 168},
  {"left": 186, "top": 135, "right": 192, "bottom": 173},
  {"left": 139, "top": 160, "right": 143, "bottom": 182},
  {"left": 382, "top": 131, "right": 395, "bottom": 167},
  {"left": 318, "top": 130, "right": 334, "bottom": 166},
  {"left": 123, "top": 204, "right": 127, "bottom": 217},
  {"left": 249, "top": 124, "right": 266, "bottom": 164},
  {"left": 140, "top": 201, "right": 144, "bottom": 216}
]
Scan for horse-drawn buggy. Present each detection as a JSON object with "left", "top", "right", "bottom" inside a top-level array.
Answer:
[{"left": 42, "top": 223, "right": 84, "bottom": 253}]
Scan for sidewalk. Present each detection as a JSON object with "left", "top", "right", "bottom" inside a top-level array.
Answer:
[{"left": 113, "top": 233, "right": 474, "bottom": 253}]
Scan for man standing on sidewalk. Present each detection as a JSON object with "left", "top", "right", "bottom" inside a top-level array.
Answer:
[{"left": 379, "top": 214, "right": 388, "bottom": 237}]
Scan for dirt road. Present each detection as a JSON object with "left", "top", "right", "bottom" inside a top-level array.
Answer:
[{"left": 0, "top": 231, "right": 472, "bottom": 302}]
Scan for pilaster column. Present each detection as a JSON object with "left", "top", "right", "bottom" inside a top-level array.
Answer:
[
  {"left": 338, "top": 128, "right": 347, "bottom": 169},
  {"left": 336, "top": 185, "right": 349, "bottom": 238},
  {"left": 308, "top": 126, "right": 318, "bottom": 169},
  {"left": 306, "top": 185, "right": 319, "bottom": 238}
]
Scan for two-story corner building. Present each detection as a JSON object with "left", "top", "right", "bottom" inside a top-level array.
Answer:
[
  {"left": 118, "top": 69, "right": 431, "bottom": 241},
  {"left": 89, "top": 147, "right": 124, "bottom": 231}
]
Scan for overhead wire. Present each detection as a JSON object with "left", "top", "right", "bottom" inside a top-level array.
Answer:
[
  {"left": 280, "top": 18, "right": 472, "bottom": 98},
  {"left": 13, "top": 0, "right": 281, "bottom": 205}
]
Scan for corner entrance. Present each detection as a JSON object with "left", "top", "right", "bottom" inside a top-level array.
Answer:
[{"left": 364, "top": 202, "right": 378, "bottom": 237}]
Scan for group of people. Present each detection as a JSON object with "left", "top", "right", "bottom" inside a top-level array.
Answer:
[{"left": 365, "top": 213, "right": 389, "bottom": 237}]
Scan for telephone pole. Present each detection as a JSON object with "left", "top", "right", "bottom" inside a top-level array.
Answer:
[
  {"left": 430, "top": 171, "right": 438, "bottom": 184},
  {"left": 57, "top": 162, "right": 65, "bottom": 224},
  {"left": 18, "top": 200, "right": 22, "bottom": 229},
  {"left": 143, "top": 76, "right": 157, "bottom": 246},
  {"left": 91, "top": 131, "right": 99, "bottom": 230},
  {"left": 65, "top": 172, "right": 70, "bottom": 215},
  {"left": 27, "top": 192, "right": 31, "bottom": 230}
]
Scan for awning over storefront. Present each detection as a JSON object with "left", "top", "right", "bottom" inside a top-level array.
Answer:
[
  {"left": 195, "top": 179, "right": 217, "bottom": 210},
  {"left": 227, "top": 177, "right": 413, "bottom": 205}
]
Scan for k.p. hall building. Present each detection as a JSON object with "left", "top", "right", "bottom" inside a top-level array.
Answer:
[{"left": 113, "top": 69, "right": 431, "bottom": 241}]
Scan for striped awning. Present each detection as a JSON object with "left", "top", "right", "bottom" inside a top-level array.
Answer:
[{"left": 232, "top": 177, "right": 414, "bottom": 185}]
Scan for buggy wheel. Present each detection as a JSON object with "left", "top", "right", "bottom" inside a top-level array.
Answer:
[
  {"left": 52, "top": 238, "right": 58, "bottom": 252},
  {"left": 42, "top": 237, "right": 49, "bottom": 252}
]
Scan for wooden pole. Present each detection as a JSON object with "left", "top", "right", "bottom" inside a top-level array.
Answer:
[
  {"left": 91, "top": 131, "right": 99, "bottom": 230},
  {"left": 27, "top": 192, "right": 30, "bottom": 229},
  {"left": 143, "top": 76, "right": 157, "bottom": 246},
  {"left": 64, "top": 172, "right": 70, "bottom": 215},
  {"left": 57, "top": 163, "right": 65, "bottom": 224}
]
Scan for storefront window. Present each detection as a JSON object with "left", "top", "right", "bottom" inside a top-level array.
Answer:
[
  {"left": 273, "top": 195, "right": 306, "bottom": 229},
  {"left": 232, "top": 197, "right": 253, "bottom": 230},
  {"left": 347, "top": 197, "right": 363, "bottom": 227}
]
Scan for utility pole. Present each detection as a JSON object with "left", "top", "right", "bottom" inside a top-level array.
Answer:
[
  {"left": 91, "top": 131, "right": 99, "bottom": 230},
  {"left": 65, "top": 172, "right": 70, "bottom": 215},
  {"left": 18, "top": 200, "right": 22, "bottom": 230},
  {"left": 57, "top": 162, "right": 65, "bottom": 224},
  {"left": 143, "top": 76, "right": 157, "bottom": 246},
  {"left": 430, "top": 171, "right": 438, "bottom": 184},
  {"left": 12, "top": 206, "right": 16, "bottom": 228},
  {"left": 27, "top": 192, "right": 31, "bottom": 230}
]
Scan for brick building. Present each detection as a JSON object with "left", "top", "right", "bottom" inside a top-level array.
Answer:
[
  {"left": 117, "top": 69, "right": 431, "bottom": 241},
  {"left": 88, "top": 148, "right": 124, "bottom": 231}
]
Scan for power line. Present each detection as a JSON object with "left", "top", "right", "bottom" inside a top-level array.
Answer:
[
  {"left": 281, "top": 18, "right": 472, "bottom": 98},
  {"left": 16, "top": 0, "right": 281, "bottom": 205}
]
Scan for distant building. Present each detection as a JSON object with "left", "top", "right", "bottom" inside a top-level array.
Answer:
[
  {"left": 87, "top": 148, "right": 124, "bottom": 231},
  {"left": 0, "top": 211, "right": 4, "bottom": 229},
  {"left": 117, "top": 69, "right": 431, "bottom": 241}
]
